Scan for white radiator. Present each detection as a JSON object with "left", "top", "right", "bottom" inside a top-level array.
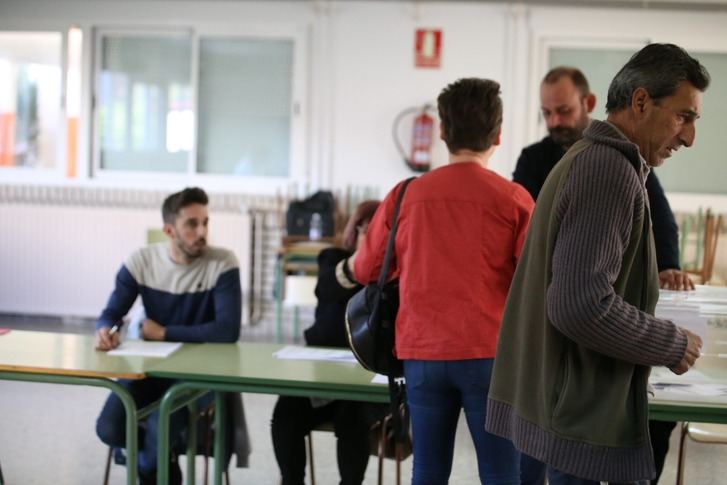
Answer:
[{"left": 0, "top": 202, "right": 252, "bottom": 322}]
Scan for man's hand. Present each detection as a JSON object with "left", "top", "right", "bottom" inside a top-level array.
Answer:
[
  {"left": 95, "top": 327, "right": 120, "bottom": 351},
  {"left": 670, "top": 328, "right": 703, "bottom": 375},
  {"left": 659, "top": 269, "right": 695, "bottom": 291},
  {"left": 141, "top": 319, "right": 166, "bottom": 341}
]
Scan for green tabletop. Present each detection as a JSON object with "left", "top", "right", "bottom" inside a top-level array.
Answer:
[
  {"left": 0, "top": 329, "right": 149, "bottom": 379},
  {"left": 0, "top": 329, "right": 154, "bottom": 485},
  {"left": 148, "top": 342, "right": 389, "bottom": 402}
]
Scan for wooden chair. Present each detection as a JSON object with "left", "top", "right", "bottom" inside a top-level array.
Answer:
[
  {"left": 306, "top": 415, "right": 409, "bottom": 485},
  {"left": 676, "top": 421, "right": 727, "bottom": 484},
  {"left": 684, "top": 209, "right": 723, "bottom": 284}
]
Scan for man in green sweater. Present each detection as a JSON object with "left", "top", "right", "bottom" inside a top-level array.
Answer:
[{"left": 486, "top": 44, "right": 709, "bottom": 484}]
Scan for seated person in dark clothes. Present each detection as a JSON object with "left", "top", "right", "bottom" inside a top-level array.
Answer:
[{"left": 271, "top": 200, "right": 387, "bottom": 485}]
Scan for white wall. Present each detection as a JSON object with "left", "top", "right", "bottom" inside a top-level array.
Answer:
[
  {"left": 0, "top": 0, "right": 517, "bottom": 194},
  {"left": 524, "top": 4, "right": 727, "bottom": 212},
  {"left": 3, "top": 0, "right": 727, "bottom": 318},
  {"left": 0, "top": 202, "right": 251, "bottom": 319},
  {"left": 326, "top": 1, "right": 510, "bottom": 190},
  {"left": 2, "top": 0, "right": 727, "bottom": 204}
]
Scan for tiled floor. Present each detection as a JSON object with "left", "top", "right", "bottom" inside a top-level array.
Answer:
[{"left": 0, "top": 316, "right": 723, "bottom": 484}]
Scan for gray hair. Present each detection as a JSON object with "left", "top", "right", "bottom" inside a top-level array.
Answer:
[{"left": 606, "top": 43, "right": 710, "bottom": 113}]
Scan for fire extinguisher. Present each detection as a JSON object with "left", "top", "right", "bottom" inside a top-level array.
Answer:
[
  {"left": 411, "top": 111, "right": 434, "bottom": 170},
  {"left": 393, "top": 104, "right": 436, "bottom": 173}
]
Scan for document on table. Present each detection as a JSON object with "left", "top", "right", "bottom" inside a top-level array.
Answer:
[
  {"left": 273, "top": 345, "right": 358, "bottom": 364},
  {"left": 650, "top": 367, "right": 727, "bottom": 398},
  {"left": 651, "top": 381, "right": 727, "bottom": 397},
  {"left": 107, "top": 340, "right": 182, "bottom": 358},
  {"left": 659, "top": 285, "right": 727, "bottom": 305},
  {"left": 654, "top": 306, "right": 709, "bottom": 339}
]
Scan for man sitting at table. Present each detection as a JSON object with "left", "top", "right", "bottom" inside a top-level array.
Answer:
[{"left": 94, "top": 187, "right": 242, "bottom": 485}]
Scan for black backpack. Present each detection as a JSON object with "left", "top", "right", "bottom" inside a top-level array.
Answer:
[{"left": 286, "top": 191, "right": 335, "bottom": 237}]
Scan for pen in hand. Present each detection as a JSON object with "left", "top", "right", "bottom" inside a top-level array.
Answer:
[{"left": 108, "top": 324, "right": 120, "bottom": 337}]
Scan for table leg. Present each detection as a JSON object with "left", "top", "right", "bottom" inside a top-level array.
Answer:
[
  {"left": 213, "top": 391, "right": 226, "bottom": 485},
  {"left": 293, "top": 306, "right": 300, "bottom": 343},
  {"left": 276, "top": 256, "right": 284, "bottom": 343},
  {"left": 156, "top": 379, "right": 391, "bottom": 485},
  {"left": 157, "top": 384, "right": 209, "bottom": 485},
  {"left": 186, "top": 398, "right": 198, "bottom": 483},
  {"left": 0, "top": 372, "right": 139, "bottom": 485}
]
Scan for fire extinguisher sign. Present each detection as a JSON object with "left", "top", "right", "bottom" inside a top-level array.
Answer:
[{"left": 415, "top": 29, "right": 442, "bottom": 68}]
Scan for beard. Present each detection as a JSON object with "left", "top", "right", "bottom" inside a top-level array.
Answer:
[
  {"left": 548, "top": 126, "right": 582, "bottom": 147},
  {"left": 174, "top": 234, "right": 207, "bottom": 261},
  {"left": 548, "top": 111, "right": 590, "bottom": 148}
]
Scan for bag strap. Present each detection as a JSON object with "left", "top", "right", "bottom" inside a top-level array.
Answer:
[
  {"left": 378, "top": 177, "right": 415, "bottom": 451},
  {"left": 377, "top": 177, "right": 415, "bottom": 289}
]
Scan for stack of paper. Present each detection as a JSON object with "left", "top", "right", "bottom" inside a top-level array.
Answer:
[
  {"left": 656, "top": 285, "right": 727, "bottom": 339},
  {"left": 273, "top": 345, "right": 358, "bottom": 364}
]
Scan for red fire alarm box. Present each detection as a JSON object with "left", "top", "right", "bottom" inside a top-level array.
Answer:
[{"left": 415, "top": 29, "right": 442, "bottom": 68}]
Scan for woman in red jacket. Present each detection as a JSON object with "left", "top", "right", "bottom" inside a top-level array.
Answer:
[{"left": 352, "top": 78, "right": 534, "bottom": 485}]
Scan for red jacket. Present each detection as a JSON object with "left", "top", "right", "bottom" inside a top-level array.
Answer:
[{"left": 354, "top": 162, "right": 533, "bottom": 360}]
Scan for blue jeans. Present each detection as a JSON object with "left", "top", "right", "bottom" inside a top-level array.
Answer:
[
  {"left": 403, "top": 359, "right": 520, "bottom": 485},
  {"left": 96, "top": 377, "right": 212, "bottom": 476},
  {"left": 521, "top": 453, "right": 547, "bottom": 484}
]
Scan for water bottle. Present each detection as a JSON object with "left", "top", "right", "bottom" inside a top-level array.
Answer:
[{"left": 309, "top": 213, "right": 322, "bottom": 241}]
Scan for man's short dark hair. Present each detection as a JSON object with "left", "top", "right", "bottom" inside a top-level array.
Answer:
[
  {"left": 542, "top": 66, "right": 591, "bottom": 97},
  {"left": 162, "top": 187, "right": 209, "bottom": 224},
  {"left": 437, "top": 78, "right": 502, "bottom": 154},
  {"left": 606, "top": 43, "right": 710, "bottom": 113}
]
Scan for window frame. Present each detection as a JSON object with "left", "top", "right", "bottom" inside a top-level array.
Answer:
[
  {"left": 534, "top": 33, "right": 727, "bottom": 209},
  {"left": 0, "top": 26, "right": 70, "bottom": 183},
  {"left": 91, "top": 23, "right": 308, "bottom": 193},
  {"left": 532, "top": 35, "right": 649, "bottom": 145}
]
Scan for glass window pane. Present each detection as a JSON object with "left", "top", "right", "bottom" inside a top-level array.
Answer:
[
  {"left": 549, "top": 47, "right": 634, "bottom": 115},
  {"left": 197, "top": 38, "right": 293, "bottom": 177},
  {"left": 66, "top": 27, "right": 83, "bottom": 178},
  {"left": 549, "top": 46, "right": 727, "bottom": 195},
  {"left": 649, "top": 52, "right": 727, "bottom": 195},
  {"left": 0, "top": 31, "right": 62, "bottom": 170},
  {"left": 97, "top": 34, "right": 192, "bottom": 172}
]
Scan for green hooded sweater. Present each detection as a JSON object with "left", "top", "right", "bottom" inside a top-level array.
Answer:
[{"left": 486, "top": 120, "right": 687, "bottom": 482}]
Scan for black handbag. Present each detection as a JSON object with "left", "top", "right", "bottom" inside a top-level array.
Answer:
[
  {"left": 345, "top": 177, "right": 414, "bottom": 377},
  {"left": 345, "top": 177, "right": 414, "bottom": 460}
]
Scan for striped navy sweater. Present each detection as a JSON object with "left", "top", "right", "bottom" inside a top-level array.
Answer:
[{"left": 96, "top": 243, "right": 241, "bottom": 342}]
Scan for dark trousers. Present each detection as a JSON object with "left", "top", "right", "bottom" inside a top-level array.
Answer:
[
  {"left": 649, "top": 420, "right": 677, "bottom": 484},
  {"left": 271, "top": 396, "right": 385, "bottom": 485},
  {"left": 95, "top": 377, "right": 190, "bottom": 478},
  {"left": 547, "top": 467, "right": 648, "bottom": 485},
  {"left": 520, "top": 420, "right": 677, "bottom": 485}
]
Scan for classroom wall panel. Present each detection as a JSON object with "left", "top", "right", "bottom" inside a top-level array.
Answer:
[{"left": 0, "top": 198, "right": 253, "bottom": 321}]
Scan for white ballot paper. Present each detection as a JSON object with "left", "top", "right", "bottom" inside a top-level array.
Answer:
[
  {"left": 108, "top": 340, "right": 182, "bottom": 358},
  {"left": 273, "top": 345, "right": 358, "bottom": 364}
]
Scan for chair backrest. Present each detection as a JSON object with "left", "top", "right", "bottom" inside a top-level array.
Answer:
[
  {"left": 284, "top": 275, "right": 318, "bottom": 307},
  {"left": 702, "top": 212, "right": 723, "bottom": 284},
  {"left": 683, "top": 209, "right": 723, "bottom": 284},
  {"left": 147, "top": 228, "right": 167, "bottom": 244}
]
